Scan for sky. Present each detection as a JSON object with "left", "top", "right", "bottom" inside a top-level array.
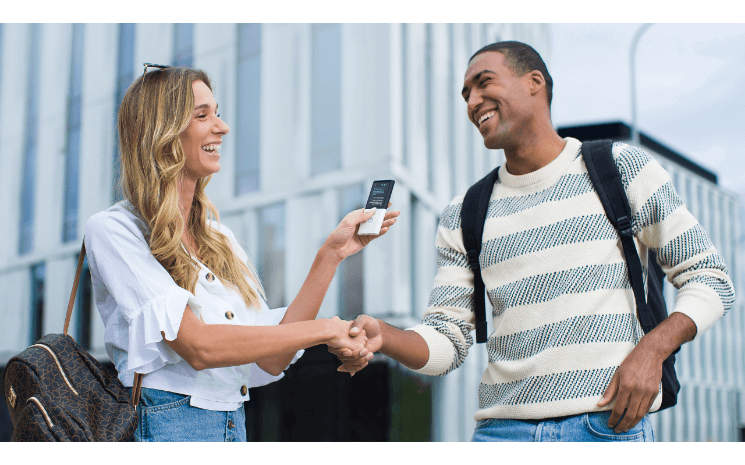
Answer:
[{"left": 550, "top": 23, "right": 745, "bottom": 199}]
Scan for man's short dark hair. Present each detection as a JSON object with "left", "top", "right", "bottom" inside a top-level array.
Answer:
[{"left": 469, "top": 41, "right": 553, "bottom": 109}]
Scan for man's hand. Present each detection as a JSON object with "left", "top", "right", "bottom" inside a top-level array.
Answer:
[
  {"left": 325, "top": 316, "right": 370, "bottom": 359},
  {"left": 328, "top": 315, "right": 381, "bottom": 376},
  {"left": 597, "top": 338, "right": 663, "bottom": 433},
  {"left": 597, "top": 312, "right": 696, "bottom": 433}
]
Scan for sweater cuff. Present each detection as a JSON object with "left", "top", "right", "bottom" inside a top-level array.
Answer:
[
  {"left": 405, "top": 324, "right": 457, "bottom": 376},
  {"left": 671, "top": 283, "right": 726, "bottom": 338}
]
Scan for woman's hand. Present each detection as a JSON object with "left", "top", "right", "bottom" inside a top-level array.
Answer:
[
  {"left": 323, "top": 202, "right": 400, "bottom": 262},
  {"left": 325, "top": 316, "right": 369, "bottom": 358}
]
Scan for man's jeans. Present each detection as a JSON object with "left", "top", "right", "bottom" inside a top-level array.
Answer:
[{"left": 472, "top": 411, "right": 654, "bottom": 442}]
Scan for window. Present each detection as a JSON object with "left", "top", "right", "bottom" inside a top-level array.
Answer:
[
  {"left": 685, "top": 178, "right": 693, "bottom": 215},
  {"left": 62, "top": 24, "right": 85, "bottom": 243},
  {"left": 464, "top": 26, "right": 473, "bottom": 183},
  {"left": 0, "top": 25, "right": 4, "bottom": 129},
  {"left": 30, "top": 263, "right": 46, "bottom": 343},
  {"left": 708, "top": 190, "right": 717, "bottom": 246},
  {"left": 235, "top": 24, "right": 261, "bottom": 195},
  {"left": 19, "top": 24, "right": 41, "bottom": 256},
  {"left": 401, "top": 23, "right": 409, "bottom": 168},
  {"left": 311, "top": 24, "right": 341, "bottom": 175},
  {"left": 447, "top": 24, "right": 456, "bottom": 198},
  {"left": 173, "top": 23, "right": 194, "bottom": 67},
  {"left": 112, "top": 23, "right": 135, "bottom": 203},
  {"left": 258, "top": 203, "right": 286, "bottom": 308},
  {"left": 338, "top": 184, "right": 365, "bottom": 319},
  {"left": 729, "top": 201, "right": 738, "bottom": 286},
  {"left": 410, "top": 194, "right": 418, "bottom": 316},
  {"left": 425, "top": 24, "right": 434, "bottom": 191}
]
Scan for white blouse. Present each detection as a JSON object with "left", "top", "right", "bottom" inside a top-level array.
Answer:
[{"left": 84, "top": 201, "right": 303, "bottom": 411}]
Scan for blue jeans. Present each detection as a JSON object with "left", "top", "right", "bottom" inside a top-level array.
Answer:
[
  {"left": 472, "top": 411, "right": 654, "bottom": 442},
  {"left": 131, "top": 388, "right": 247, "bottom": 442}
]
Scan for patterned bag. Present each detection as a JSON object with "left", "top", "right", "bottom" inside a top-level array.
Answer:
[{"left": 3, "top": 242, "right": 143, "bottom": 441}]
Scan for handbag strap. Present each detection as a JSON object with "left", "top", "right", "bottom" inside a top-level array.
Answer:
[{"left": 64, "top": 239, "right": 144, "bottom": 409}]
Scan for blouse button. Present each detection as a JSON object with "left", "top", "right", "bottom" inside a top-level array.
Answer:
[
  {"left": 225, "top": 311, "right": 234, "bottom": 320},
  {"left": 240, "top": 385, "right": 248, "bottom": 396},
  {"left": 206, "top": 273, "right": 215, "bottom": 282}
]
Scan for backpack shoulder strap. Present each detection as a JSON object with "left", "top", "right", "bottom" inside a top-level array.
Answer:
[
  {"left": 581, "top": 140, "right": 656, "bottom": 332},
  {"left": 461, "top": 166, "right": 499, "bottom": 344}
]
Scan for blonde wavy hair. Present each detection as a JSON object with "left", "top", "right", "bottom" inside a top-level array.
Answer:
[{"left": 117, "top": 66, "right": 264, "bottom": 309}]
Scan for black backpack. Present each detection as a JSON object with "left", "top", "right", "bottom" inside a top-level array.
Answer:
[
  {"left": 3, "top": 242, "right": 143, "bottom": 441},
  {"left": 460, "top": 139, "right": 680, "bottom": 411}
]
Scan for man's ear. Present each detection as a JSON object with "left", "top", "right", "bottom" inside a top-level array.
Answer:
[{"left": 526, "top": 70, "right": 546, "bottom": 97}]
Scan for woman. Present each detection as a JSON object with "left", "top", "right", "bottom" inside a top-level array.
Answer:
[{"left": 84, "top": 66, "right": 398, "bottom": 442}]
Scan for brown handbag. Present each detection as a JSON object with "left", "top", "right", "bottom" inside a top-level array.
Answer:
[{"left": 3, "top": 241, "right": 143, "bottom": 441}]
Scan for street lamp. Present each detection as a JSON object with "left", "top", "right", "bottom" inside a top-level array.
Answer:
[{"left": 630, "top": 23, "right": 653, "bottom": 145}]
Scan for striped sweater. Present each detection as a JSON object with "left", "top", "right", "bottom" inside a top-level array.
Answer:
[{"left": 408, "top": 137, "right": 735, "bottom": 421}]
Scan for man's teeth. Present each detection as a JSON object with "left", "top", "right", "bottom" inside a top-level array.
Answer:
[
  {"left": 478, "top": 112, "right": 495, "bottom": 127},
  {"left": 201, "top": 144, "right": 221, "bottom": 152}
]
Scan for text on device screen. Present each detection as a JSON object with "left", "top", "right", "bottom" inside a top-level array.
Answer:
[{"left": 365, "top": 180, "right": 395, "bottom": 209}]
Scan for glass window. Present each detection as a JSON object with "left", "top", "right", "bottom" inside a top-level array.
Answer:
[
  {"left": 708, "top": 190, "right": 717, "bottom": 247},
  {"left": 63, "top": 24, "right": 85, "bottom": 243},
  {"left": 401, "top": 23, "right": 408, "bottom": 169},
  {"left": 113, "top": 24, "right": 135, "bottom": 203},
  {"left": 173, "top": 23, "right": 194, "bottom": 67},
  {"left": 311, "top": 24, "right": 341, "bottom": 176},
  {"left": 235, "top": 24, "right": 261, "bottom": 195},
  {"left": 258, "top": 203, "right": 286, "bottom": 309},
  {"left": 681, "top": 388, "right": 690, "bottom": 440},
  {"left": 447, "top": 24, "right": 456, "bottom": 199},
  {"left": 19, "top": 24, "right": 41, "bottom": 256},
  {"left": 464, "top": 26, "right": 473, "bottom": 183},
  {"left": 672, "top": 171, "right": 680, "bottom": 198},
  {"left": 338, "top": 184, "right": 365, "bottom": 319},
  {"left": 30, "top": 263, "right": 46, "bottom": 344},
  {"left": 685, "top": 178, "right": 692, "bottom": 215},
  {"left": 425, "top": 24, "right": 433, "bottom": 191},
  {"left": 729, "top": 201, "right": 738, "bottom": 286},
  {"left": 410, "top": 194, "right": 418, "bottom": 316},
  {"left": 0, "top": 24, "right": 4, "bottom": 125}
]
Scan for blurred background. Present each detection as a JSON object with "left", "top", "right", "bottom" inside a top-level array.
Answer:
[{"left": 0, "top": 22, "right": 743, "bottom": 442}]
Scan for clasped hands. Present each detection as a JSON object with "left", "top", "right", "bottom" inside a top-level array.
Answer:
[{"left": 326, "top": 315, "right": 380, "bottom": 376}]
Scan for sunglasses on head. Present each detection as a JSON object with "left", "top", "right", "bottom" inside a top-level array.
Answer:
[
  {"left": 142, "top": 62, "right": 171, "bottom": 80},
  {"left": 137, "top": 63, "right": 171, "bottom": 143}
]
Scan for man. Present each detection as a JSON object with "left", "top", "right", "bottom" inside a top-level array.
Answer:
[{"left": 332, "top": 41, "right": 735, "bottom": 441}]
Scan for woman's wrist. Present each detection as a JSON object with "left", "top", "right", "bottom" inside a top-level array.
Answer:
[
  {"left": 319, "top": 318, "right": 339, "bottom": 345},
  {"left": 318, "top": 243, "right": 344, "bottom": 267}
]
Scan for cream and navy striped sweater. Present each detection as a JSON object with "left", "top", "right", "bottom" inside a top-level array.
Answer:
[{"left": 408, "top": 137, "right": 735, "bottom": 421}]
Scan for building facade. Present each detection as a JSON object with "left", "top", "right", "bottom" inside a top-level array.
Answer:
[{"left": 0, "top": 22, "right": 550, "bottom": 441}]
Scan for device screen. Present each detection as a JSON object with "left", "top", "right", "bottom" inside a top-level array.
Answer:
[{"left": 365, "top": 180, "right": 395, "bottom": 209}]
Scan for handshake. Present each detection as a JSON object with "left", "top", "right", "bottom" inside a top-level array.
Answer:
[{"left": 325, "top": 315, "right": 381, "bottom": 376}]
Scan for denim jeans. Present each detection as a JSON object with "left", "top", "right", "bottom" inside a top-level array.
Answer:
[
  {"left": 130, "top": 388, "right": 247, "bottom": 442},
  {"left": 472, "top": 411, "right": 654, "bottom": 442}
]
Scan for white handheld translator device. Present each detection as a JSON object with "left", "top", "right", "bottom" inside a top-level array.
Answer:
[{"left": 357, "top": 180, "right": 395, "bottom": 235}]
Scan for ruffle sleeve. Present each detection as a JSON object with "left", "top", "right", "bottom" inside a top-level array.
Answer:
[
  {"left": 85, "top": 207, "right": 200, "bottom": 374},
  {"left": 123, "top": 288, "right": 204, "bottom": 373}
]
